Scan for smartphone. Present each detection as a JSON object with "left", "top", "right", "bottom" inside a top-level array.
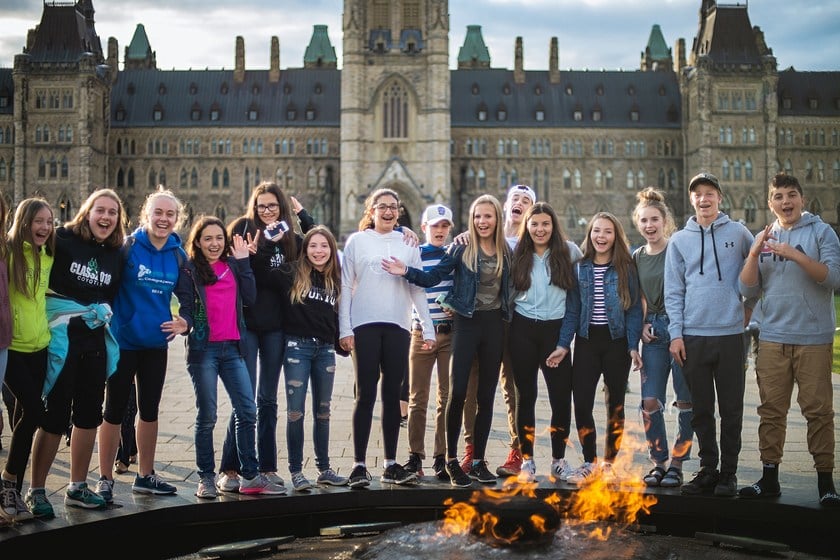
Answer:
[{"left": 265, "top": 220, "right": 289, "bottom": 241}]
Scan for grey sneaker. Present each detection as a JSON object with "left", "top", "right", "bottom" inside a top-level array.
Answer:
[
  {"left": 0, "top": 481, "right": 17, "bottom": 522},
  {"left": 215, "top": 472, "right": 240, "bottom": 493},
  {"left": 239, "top": 473, "right": 287, "bottom": 495},
  {"left": 317, "top": 468, "right": 349, "bottom": 486},
  {"left": 65, "top": 482, "right": 106, "bottom": 509},
  {"left": 96, "top": 476, "right": 115, "bottom": 503},
  {"left": 195, "top": 476, "right": 218, "bottom": 499},
  {"left": 132, "top": 471, "right": 177, "bottom": 495},
  {"left": 291, "top": 472, "right": 312, "bottom": 492},
  {"left": 24, "top": 488, "right": 54, "bottom": 519},
  {"left": 11, "top": 488, "right": 33, "bottom": 522},
  {"left": 262, "top": 472, "right": 285, "bottom": 487}
]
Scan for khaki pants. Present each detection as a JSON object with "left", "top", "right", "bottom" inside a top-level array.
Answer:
[
  {"left": 407, "top": 329, "right": 452, "bottom": 459},
  {"left": 755, "top": 341, "right": 835, "bottom": 471},
  {"left": 463, "top": 322, "right": 518, "bottom": 450}
]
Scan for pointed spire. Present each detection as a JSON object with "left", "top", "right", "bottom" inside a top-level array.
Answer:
[
  {"left": 458, "top": 25, "right": 491, "bottom": 69},
  {"left": 641, "top": 24, "right": 672, "bottom": 71},
  {"left": 304, "top": 25, "right": 337, "bottom": 68},
  {"left": 124, "top": 23, "right": 156, "bottom": 69}
]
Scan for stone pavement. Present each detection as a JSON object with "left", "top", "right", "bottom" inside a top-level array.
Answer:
[{"left": 9, "top": 337, "right": 834, "bottom": 504}]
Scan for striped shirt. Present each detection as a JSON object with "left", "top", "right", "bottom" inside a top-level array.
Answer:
[
  {"left": 590, "top": 263, "right": 609, "bottom": 325},
  {"left": 412, "top": 243, "right": 455, "bottom": 327}
]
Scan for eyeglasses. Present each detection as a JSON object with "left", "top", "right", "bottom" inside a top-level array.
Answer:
[
  {"left": 256, "top": 203, "right": 280, "bottom": 213},
  {"left": 375, "top": 203, "right": 399, "bottom": 212}
]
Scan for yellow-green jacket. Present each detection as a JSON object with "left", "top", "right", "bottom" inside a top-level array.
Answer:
[{"left": 9, "top": 242, "right": 53, "bottom": 353}]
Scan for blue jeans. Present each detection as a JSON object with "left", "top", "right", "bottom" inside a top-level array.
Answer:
[
  {"left": 220, "top": 328, "right": 284, "bottom": 473},
  {"left": 640, "top": 313, "right": 693, "bottom": 465},
  {"left": 187, "top": 341, "right": 258, "bottom": 479},
  {"left": 283, "top": 336, "right": 336, "bottom": 474}
]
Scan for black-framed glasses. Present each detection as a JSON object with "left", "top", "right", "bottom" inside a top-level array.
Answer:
[
  {"left": 256, "top": 203, "right": 280, "bottom": 213},
  {"left": 375, "top": 203, "right": 399, "bottom": 212}
]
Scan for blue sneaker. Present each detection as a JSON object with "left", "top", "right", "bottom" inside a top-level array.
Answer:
[
  {"left": 95, "top": 476, "right": 114, "bottom": 503},
  {"left": 24, "top": 488, "right": 54, "bottom": 519},
  {"left": 65, "top": 482, "right": 106, "bottom": 509},
  {"left": 132, "top": 472, "right": 177, "bottom": 495}
]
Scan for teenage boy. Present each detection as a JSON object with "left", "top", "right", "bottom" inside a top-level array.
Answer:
[
  {"left": 459, "top": 184, "right": 535, "bottom": 477},
  {"left": 664, "top": 172, "right": 754, "bottom": 497},
  {"left": 402, "top": 205, "right": 456, "bottom": 480},
  {"left": 738, "top": 173, "right": 840, "bottom": 506}
]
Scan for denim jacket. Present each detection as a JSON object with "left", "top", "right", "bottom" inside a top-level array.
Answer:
[
  {"left": 561, "top": 259, "right": 643, "bottom": 352},
  {"left": 175, "top": 257, "right": 256, "bottom": 361},
  {"left": 403, "top": 244, "right": 513, "bottom": 321}
]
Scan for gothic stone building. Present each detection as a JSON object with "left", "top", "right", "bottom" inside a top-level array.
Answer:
[{"left": 0, "top": 0, "right": 838, "bottom": 243}]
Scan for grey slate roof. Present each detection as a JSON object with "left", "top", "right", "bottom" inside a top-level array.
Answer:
[
  {"left": 26, "top": 3, "right": 103, "bottom": 63},
  {"left": 450, "top": 69, "right": 681, "bottom": 128},
  {"left": 777, "top": 70, "right": 840, "bottom": 117},
  {"left": 111, "top": 68, "right": 341, "bottom": 128},
  {"left": 693, "top": 4, "right": 760, "bottom": 66}
]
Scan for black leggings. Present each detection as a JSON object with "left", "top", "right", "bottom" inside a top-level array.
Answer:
[
  {"left": 447, "top": 309, "right": 504, "bottom": 461},
  {"left": 509, "top": 313, "right": 572, "bottom": 460},
  {"left": 572, "top": 324, "right": 631, "bottom": 463},
  {"left": 352, "top": 323, "right": 410, "bottom": 464},
  {"left": 104, "top": 347, "right": 168, "bottom": 425}
]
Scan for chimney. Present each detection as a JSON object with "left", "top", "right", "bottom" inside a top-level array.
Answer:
[
  {"left": 549, "top": 37, "right": 559, "bottom": 84},
  {"left": 234, "top": 36, "right": 245, "bottom": 83},
  {"left": 269, "top": 36, "right": 280, "bottom": 82},
  {"left": 675, "top": 38, "right": 686, "bottom": 71},
  {"left": 107, "top": 37, "right": 118, "bottom": 82},
  {"left": 514, "top": 37, "right": 524, "bottom": 84}
]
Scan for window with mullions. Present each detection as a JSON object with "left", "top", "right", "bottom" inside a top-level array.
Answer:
[{"left": 383, "top": 82, "right": 408, "bottom": 138}]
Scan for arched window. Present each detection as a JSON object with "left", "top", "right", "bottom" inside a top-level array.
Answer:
[
  {"left": 657, "top": 168, "right": 665, "bottom": 189},
  {"left": 733, "top": 159, "right": 742, "bottom": 181},
  {"left": 127, "top": 167, "right": 134, "bottom": 187},
  {"left": 805, "top": 160, "right": 814, "bottom": 181},
  {"left": 563, "top": 168, "right": 571, "bottom": 189},
  {"left": 745, "top": 159, "right": 753, "bottom": 181},
  {"left": 637, "top": 169, "right": 645, "bottom": 187},
  {"left": 117, "top": 168, "right": 125, "bottom": 187},
  {"left": 214, "top": 204, "right": 226, "bottom": 222},
  {"left": 817, "top": 160, "right": 825, "bottom": 182},
  {"left": 38, "top": 157, "right": 46, "bottom": 178},
  {"left": 190, "top": 167, "right": 198, "bottom": 188},
  {"left": 605, "top": 170, "right": 613, "bottom": 189},
  {"left": 466, "top": 167, "right": 475, "bottom": 188},
  {"left": 573, "top": 169, "right": 581, "bottom": 189},
  {"left": 223, "top": 168, "right": 230, "bottom": 188},
  {"left": 744, "top": 195, "right": 757, "bottom": 224},
  {"left": 595, "top": 169, "right": 603, "bottom": 189},
  {"left": 212, "top": 168, "right": 219, "bottom": 188},
  {"left": 478, "top": 168, "right": 486, "bottom": 189},
  {"left": 149, "top": 169, "right": 157, "bottom": 187},
  {"left": 722, "top": 159, "right": 730, "bottom": 180},
  {"left": 180, "top": 168, "right": 188, "bottom": 188},
  {"left": 626, "top": 170, "right": 634, "bottom": 189},
  {"left": 809, "top": 198, "right": 822, "bottom": 216},
  {"left": 720, "top": 194, "right": 733, "bottom": 215},
  {"left": 382, "top": 81, "right": 408, "bottom": 138},
  {"left": 668, "top": 169, "right": 677, "bottom": 191}
]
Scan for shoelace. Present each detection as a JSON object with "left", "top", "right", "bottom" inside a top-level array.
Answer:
[
  {"left": 13, "top": 491, "right": 28, "bottom": 512},
  {"left": 1, "top": 487, "right": 17, "bottom": 511}
]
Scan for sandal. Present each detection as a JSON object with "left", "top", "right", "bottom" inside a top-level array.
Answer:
[
  {"left": 643, "top": 466, "right": 666, "bottom": 487},
  {"left": 660, "top": 467, "right": 684, "bottom": 488}
]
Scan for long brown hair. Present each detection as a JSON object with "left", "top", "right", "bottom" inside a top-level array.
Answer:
[
  {"left": 64, "top": 188, "right": 126, "bottom": 248},
  {"left": 0, "top": 192, "right": 8, "bottom": 262},
  {"left": 234, "top": 181, "right": 299, "bottom": 258},
  {"left": 511, "top": 202, "right": 576, "bottom": 291},
  {"left": 290, "top": 226, "right": 341, "bottom": 309},
  {"left": 581, "top": 211, "right": 635, "bottom": 310},
  {"left": 463, "top": 194, "right": 508, "bottom": 277},
  {"left": 186, "top": 215, "right": 230, "bottom": 285},
  {"left": 8, "top": 198, "right": 55, "bottom": 298}
]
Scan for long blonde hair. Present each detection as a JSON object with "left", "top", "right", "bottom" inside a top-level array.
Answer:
[
  {"left": 632, "top": 186, "right": 676, "bottom": 239},
  {"left": 463, "top": 194, "right": 508, "bottom": 277},
  {"left": 581, "top": 211, "right": 635, "bottom": 310},
  {"left": 290, "top": 226, "right": 341, "bottom": 308}
]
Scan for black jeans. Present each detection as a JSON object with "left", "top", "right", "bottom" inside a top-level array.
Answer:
[
  {"left": 447, "top": 309, "right": 504, "bottom": 461},
  {"left": 509, "top": 313, "right": 572, "bottom": 460},
  {"left": 572, "top": 324, "right": 631, "bottom": 463},
  {"left": 352, "top": 323, "right": 410, "bottom": 464}
]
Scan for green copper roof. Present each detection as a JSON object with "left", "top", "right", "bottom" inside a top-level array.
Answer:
[
  {"left": 458, "top": 25, "right": 490, "bottom": 64},
  {"left": 646, "top": 24, "right": 670, "bottom": 61},
  {"left": 304, "top": 25, "right": 337, "bottom": 65},
  {"left": 126, "top": 23, "right": 151, "bottom": 60}
]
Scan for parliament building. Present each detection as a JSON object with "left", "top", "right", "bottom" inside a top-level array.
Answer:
[{"left": 0, "top": 0, "right": 838, "bottom": 243}]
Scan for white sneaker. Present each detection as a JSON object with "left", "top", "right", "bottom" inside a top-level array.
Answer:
[
  {"left": 549, "top": 458, "right": 573, "bottom": 483},
  {"left": 262, "top": 472, "right": 285, "bottom": 487},
  {"left": 239, "top": 473, "right": 287, "bottom": 495},
  {"left": 566, "top": 462, "right": 599, "bottom": 486},
  {"left": 215, "top": 472, "right": 240, "bottom": 493},
  {"left": 517, "top": 459, "right": 536, "bottom": 483}
]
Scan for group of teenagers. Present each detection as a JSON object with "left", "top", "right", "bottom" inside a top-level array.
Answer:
[{"left": 0, "top": 167, "right": 837, "bottom": 526}]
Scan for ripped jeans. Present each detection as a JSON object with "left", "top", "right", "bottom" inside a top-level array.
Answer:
[
  {"left": 640, "top": 313, "right": 694, "bottom": 466},
  {"left": 283, "top": 335, "right": 337, "bottom": 474}
]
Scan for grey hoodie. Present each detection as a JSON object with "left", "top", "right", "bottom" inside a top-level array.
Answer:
[
  {"left": 665, "top": 212, "right": 754, "bottom": 339},
  {"left": 739, "top": 212, "right": 840, "bottom": 345}
]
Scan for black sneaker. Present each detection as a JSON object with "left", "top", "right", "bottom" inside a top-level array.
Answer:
[
  {"left": 381, "top": 463, "right": 418, "bottom": 485},
  {"left": 446, "top": 459, "right": 472, "bottom": 488},
  {"left": 348, "top": 465, "right": 371, "bottom": 489},
  {"left": 403, "top": 453, "right": 424, "bottom": 477},
  {"left": 469, "top": 460, "right": 497, "bottom": 484},
  {"left": 714, "top": 472, "right": 737, "bottom": 497},
  {"left": 433, "top": 455, "right": 449, "bottom": 481},
  {"left": 681, "top": 467, "right": 720, "bottom": 495}
]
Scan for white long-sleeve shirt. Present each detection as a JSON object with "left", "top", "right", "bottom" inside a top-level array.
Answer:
[{"left": 339, "top": 229, "right": 434, "bottom": 340}]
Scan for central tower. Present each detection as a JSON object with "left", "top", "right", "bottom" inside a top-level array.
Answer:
[{"left": 339, "top": 0, "right": 451, "bottom": 238}]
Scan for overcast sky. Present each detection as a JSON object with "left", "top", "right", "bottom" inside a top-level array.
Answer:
[{"left": 1, "top": 0, "right": 838, "bottom": 72}]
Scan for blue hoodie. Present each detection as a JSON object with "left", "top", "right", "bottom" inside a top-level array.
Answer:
[
  {"left": 665, "top": 212, "right": 754, "bottom": 339},
  {"left": 112, "top": 227, "right": 186, "bottom": 350},
  {"left": 739, "top": 212, "right": 840, "bottom": 345}
]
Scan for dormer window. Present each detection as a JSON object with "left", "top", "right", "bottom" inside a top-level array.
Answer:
[
  {"left": 191, "top": 102, "right": 202, "bottom": 121},
  {"left": 592, "top": 109, "right": 602, "bottom": 122},
  {"left": 189, "top": 83, "right": 198, "bottom": 95},
  {"left": 305, "top": 107, "right": 315, "bottom": 121},
  {"left": 573, "top": 107, "right": 583, "bottom": 121},
  {"left": 115, "top": 105, "right": 126, "bottom": 121},
  {"left": 248, "top": 103, "right": 259, "bottom": 121},
  {"left": 659, "top": 85, "right": 666, "bottom": 96},
  {"left": 595, "top": 84, "right": 604, "bottom": 96},
  {"left": 314, "top": 83, "right": 322, "bottom": 94},
  {"left": 283, "top": 83, "right": 292, "bottom": 95},
  {"left": 565, "top": 85, "right": 573, "bottom": 95},
  {"left": 808, "top": 97, "right": 818, "bottom": 110},
  {"left": 152, "top": 103, "right": 164, "bottom": 121},
  {"left": 627, "top": 85, "right": 636, "bottom": 96},
  {"left": 630, "top": 109, "right": 640, "bottom": 122},
  {"left": 127, "top": 83, "right": 135, "bottom": 95},
  {"left": 534, "top": 85, "right": 542, "bottom": 95},
  {"left": 158, "top": 83, "right": 166, "bottom": 95},
  {"left": 210, "top": 103, "right": 221, "bottom": 121},
  {"left": 252, "top": 84, "right": 260, "bottom": 95},
  {"left": 477, "top": 103, "right": 488, "bottom": 122},
  {"left": 502, "top": 83, "right": 511, "bottom": 95},
  {"left": 471, "top": 83, "right": 480, "bottom": 95},
  {"left": 535, "top": 110, "right": 545, "bottom": 122},
  {"left": 220, "top": 82, "right": 229, "bottom": 95},
  {"left": 286, "top": 104, "right": 297, "bottom": 120},
  {"left": 497, "top": 109, "right": 507, "bottom": 121}
]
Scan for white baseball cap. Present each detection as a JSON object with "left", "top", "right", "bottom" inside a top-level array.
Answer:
[
  {"left": 507, "top": 184, "right": 537, "bottom": 204},
  {"left": 422, "top": 204, "right": 454, "bottom": 226}
]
